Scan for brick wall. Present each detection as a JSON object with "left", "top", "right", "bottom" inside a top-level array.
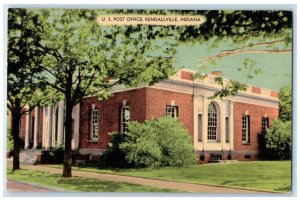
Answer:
[
  {"left": 79, "top": 88, "right": 147, "bottom": 149},
  {"left": 79, "top": 87, "right": 195, "bottom": 150},
  {"left": 233, "top": 102, "right": 279, "bottom": 152},
  {"left": 145, "top": 88, "right": 194, "bottom": 141}
]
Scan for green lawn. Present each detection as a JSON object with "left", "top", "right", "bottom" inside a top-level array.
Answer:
[
  {"left": 6, "top": 169, "right": 181, "bottom": 192},
  {"left": 48, "top": 161, "right": 291, "bottom": 192}
]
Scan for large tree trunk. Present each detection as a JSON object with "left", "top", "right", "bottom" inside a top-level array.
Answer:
[
  {"left": 12, "top": 112, "right": 21, "bottom": 171},
  {"left": 62, "top": 95, "right": 73, "bottom": 177}
]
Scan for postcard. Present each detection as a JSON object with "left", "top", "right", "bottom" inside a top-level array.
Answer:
[{"left": 5, "top": 6, "right": 293, "bottom": 196}]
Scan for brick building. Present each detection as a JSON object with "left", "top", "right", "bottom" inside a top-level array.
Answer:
[{"left": 17, "top": 68, "right": 279, "bottom": 163}]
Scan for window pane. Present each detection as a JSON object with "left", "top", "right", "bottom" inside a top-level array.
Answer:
[
  {"left": 121, "top": 106, "right": 130, "bottom": 133},
  {"left": 90, "top": 109, "right": 99, "bottom": 140},
  {"left": 242, "top": 115, "right": 250, "bottom": 143},
  {"left": 166, "top": 106, "right": 178, "bottom": 118},
  {"left": 207, "top": 103, "right": 217, "bottom": 140}
]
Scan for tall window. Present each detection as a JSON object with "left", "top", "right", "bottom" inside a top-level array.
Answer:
[
  {"left": 225, "top": 117, "right": 230, "bottom": 143},
  {"left": 242, "top": 115, "right": 250, "bottom": 143},
  {"left": 198, "top": 114, "right": 202, "bottom": 142},
  {"left": 262, "top": 117, "right": 269, "bottom": 131},
  {"left": 166, "top": 106, "right": 178, "bottom": 118},
  {"left": 121, "top": 106, "right": 130, "bottom": 133},
  {"left": 208, "top": 102, "right": 217, "bottom": 140},
  {"left": 90, "top": 110, "right": 99, "bottom": 140}
]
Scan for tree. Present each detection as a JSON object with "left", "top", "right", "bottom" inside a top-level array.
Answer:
[
  {"left": 261, "top": 86, "right": 292, "bottom": 160},
  {"left": 265, "top": 120, "right": 292, "bottom": 160},
  {"left": 190, "top": 10, "right": 292, "bottom": 98},
  {"left": 108, "top": 10, "right": 292, "bottom": 99},
  {"left": 279, "top": 86, "right": 292, "bottom": 122},
  {"left": 7, "top": 9, "right": 53, "bottom": 171},
  {"left": 35, "top": 9, "right": 176, "bottom": 177}
]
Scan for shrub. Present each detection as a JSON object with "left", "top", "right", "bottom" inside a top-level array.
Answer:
[
  {"left": 148, "top": 117, "right": 195, "bottom": 167},
  {"left": 265, "top": 120, "right": 292, "bottom": 160},
  {"left": 120, "top": 117, "right": 195, "bottom": 168},
  {"left": 120, "top": 122, "right": 162, "bottom": 168},
  {"left": 102, "top": 132, "right": 130, "bottom": 168},
  {"left": 52, "top": 145, "right": 65, "bottom": 163}
]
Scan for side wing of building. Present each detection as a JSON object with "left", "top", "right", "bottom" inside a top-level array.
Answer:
[{"left": 17, "top": 68, "right": 279, "bottom": 164}]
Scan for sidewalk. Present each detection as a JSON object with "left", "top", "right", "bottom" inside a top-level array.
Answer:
[
  {"left": 20, "top": 164, "right": 274, "bottom": 194},
  {"left": 7, "top": 180, "right": 56, "bottom": 192}
]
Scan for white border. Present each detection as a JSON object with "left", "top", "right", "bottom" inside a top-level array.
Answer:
[{"left": 1, "top": 1, "right": 298, "bottom": 201}]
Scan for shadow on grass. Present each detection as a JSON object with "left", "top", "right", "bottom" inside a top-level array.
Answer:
[
  {"left": 7, "top": 169, "right": 179, "bottom": 193},
  {"left": 57, "top": 176, "right": 180, "bottom": 192},
  {"left": 274, "top": 186, "right": 291, "bottom": 192}
]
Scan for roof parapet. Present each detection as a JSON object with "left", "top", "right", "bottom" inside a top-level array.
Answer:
[{"left": 173, "top": 68, "right": 278, "bottom": 100}]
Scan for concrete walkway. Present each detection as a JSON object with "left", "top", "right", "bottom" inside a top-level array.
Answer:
[
  {"left": 7, "top": 180, "right": 56, "bottom": 192},
  {"left": 19, "top": 164, "right": 274, "bottom": 194}
]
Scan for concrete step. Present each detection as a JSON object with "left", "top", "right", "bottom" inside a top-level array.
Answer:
[
  {"left": 19, "top": 149, "right": 43, "bottom": 165},
  {"left": 7, "top": 149, "right": 44, "bottom": 165}
]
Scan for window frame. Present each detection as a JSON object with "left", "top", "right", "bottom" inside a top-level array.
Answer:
[
  {"left": 198, "top": 114, "right": 203, "bottom": 142},
  {"left": 242, "top": 115, "right": 250, "bottom": 144},
  {"left": 90, "top": 109, "right": 99, "bottom": 141},
  {"left": 121, "top": 106, "right": 130, "bottom": 133},
  {"left": 225, "top": 117, "right": 230, "bottom": 143},
  {"left": 207, "top": 102, "right": 218, "bottom": 141},
  {"left": 166, "top": 105, "right": 178, "bottom": 118},
  {"left": 262, "top": 117, "right": 269, "bottom": 131}
]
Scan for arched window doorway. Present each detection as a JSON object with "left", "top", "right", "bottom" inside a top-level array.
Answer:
[{"left": 208, "top": 102, "right": 218, "bottom": 140}]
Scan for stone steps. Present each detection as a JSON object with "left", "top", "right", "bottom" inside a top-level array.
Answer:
[{"left": 18, "top": 149, "right": 43, "bottom": 165}]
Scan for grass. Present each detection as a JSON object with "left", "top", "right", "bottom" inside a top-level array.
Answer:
[
  {"left": 48, "top": 161, "right": 291, "bottom": 192},
  {"left": 6, "top": 168, "right": 182, "bottom": 192}
]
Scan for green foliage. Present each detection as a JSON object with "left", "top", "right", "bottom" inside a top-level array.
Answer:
[
  {"left": 7, "top": 9, "right": 56, "bottom": 171},
  {"left": 7, "top": 8, "right": 53, "bottom": 112},
  {"left": 35, "top": 9, "right": 177, "bottom": 105},
  {"left": 52, "top": 145, "right": 65, "bottom": 163},
  {"left": 259, "top": 86, "right": 292, "bottom": 160},
  {"left": 102, "top": 133, "right": 129, "bottom": 168},
  {"left": 209, "top": 78, "right": 247, "bottom": 100},
  {"left": 119, "top": 122, "right": 162, "bottom": 168},
  {"left": 7, "top": 128, "right": 14, "bottom": 150},
  {"left": 265, "top": 120, "right": 292, "bottom": 160},
  {"left": 279, "top": 86, "right": 292, "bottom": 121},
  {"left": 120, "top": 117, "right": 195, "bottom": 168},
  {"left": 32, "top": 9, "right": 179, "bottom": 176}
]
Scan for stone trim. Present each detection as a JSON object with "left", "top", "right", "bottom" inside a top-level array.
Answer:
[
  {"left": 195, "top": 150, "right": 259, "bottom": 155},
  {"left": 78, "top": 148, "right": 107, "bottom": 156}
]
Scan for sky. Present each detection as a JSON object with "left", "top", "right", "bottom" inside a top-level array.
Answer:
[{"left": 174, "top": 38, "right": 292, "bottom": 91}]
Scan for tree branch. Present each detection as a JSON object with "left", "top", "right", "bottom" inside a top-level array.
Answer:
[
  {"left": 40, "top": 77, "right": 65, "bottom": 93},
  {"left": 89, "top": 79, "right": 120, "bottom": 95},
  {"left": 197, "top": 48, "right": 291, "bottom": 66},
  {"left": 223, "top": 39, "right": 286, "bottom": 52}
]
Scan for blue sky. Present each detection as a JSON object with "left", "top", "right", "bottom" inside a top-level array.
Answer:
[{"left": 174, "top": 39, "right": 292, "bottom": 91}]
